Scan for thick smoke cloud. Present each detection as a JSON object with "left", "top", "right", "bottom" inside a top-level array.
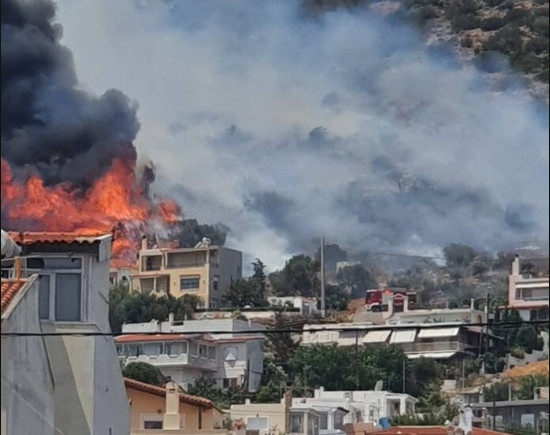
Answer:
[
  {"left": 1, "top": 0, "right": 139, "bottom": 187},
  {"left": 55, "top": 0, "right": 548, "bottom": 268}
]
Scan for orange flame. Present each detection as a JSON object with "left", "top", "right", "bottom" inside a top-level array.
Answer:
[{"left": 1, "top": 158, "right": 180, "bottom": 263}]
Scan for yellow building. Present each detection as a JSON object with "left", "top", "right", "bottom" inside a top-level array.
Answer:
[
  {"left": 125, "top": 377, "right": 228, "bottom": 434},
  {"left": 131, "top": 239, "right": 242, "bottom": 309}
]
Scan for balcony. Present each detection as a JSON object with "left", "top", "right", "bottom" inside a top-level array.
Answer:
[
  {"left": 124, "top": 353, "right": 217, "bottom": 371},
  {"left": 399, "top": 341, "right": 468, "bottom": 354}
]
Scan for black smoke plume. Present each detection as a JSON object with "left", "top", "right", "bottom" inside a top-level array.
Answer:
[{"left": 1, "top": 0, "right": 140, "bottom": 188}]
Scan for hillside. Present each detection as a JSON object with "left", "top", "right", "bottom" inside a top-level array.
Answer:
[
  {"left": 398, "top": 0, "right": 549, "bottom": 100},
  {"left": 305, "top": 0, "right": 550, "bottom": 101}
]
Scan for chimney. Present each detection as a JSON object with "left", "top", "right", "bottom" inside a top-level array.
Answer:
[
  {"left": 168, "top": 312, "right": 175, "bottom": 326},
  {"left": 403, "top": 296, "right": 409, "bottom": 313},
  {"left": 470, "top": 299, "right": 475, "bottom": 310},
  {"left": 511, "top": 255, "right": 521, "bottom": 276},
  {"left": 141, "top": 236, "right": 148, "bottom": 251},
  {"left": 283, "top": 390, "right": 292, "bottom": 435},
  {"left": 163, "top": 382, "right": 181, "bottom": 430}
]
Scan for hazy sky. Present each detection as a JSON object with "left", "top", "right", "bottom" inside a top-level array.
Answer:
[{"left": 55, "top": 0, "right": 549, "bottom": 269}]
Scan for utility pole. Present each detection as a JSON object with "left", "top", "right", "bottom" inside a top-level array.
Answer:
[
  {"left": 402, "top": 360, "right": 406, "bottom": 394},
  {"left": 320, "top": 237, "right": 326, "bottom": 317}
]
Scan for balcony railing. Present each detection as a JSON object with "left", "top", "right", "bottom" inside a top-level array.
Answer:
[
  {"left": 123, "top": 353, "right": 217, "bottom": 371},
  {"left": 399, "top": 341, "right": 468, "bottom": 354}
]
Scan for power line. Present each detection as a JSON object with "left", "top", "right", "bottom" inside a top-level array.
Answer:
[{"left": 1, "top": 319, "right": 547, "bottom": 338}]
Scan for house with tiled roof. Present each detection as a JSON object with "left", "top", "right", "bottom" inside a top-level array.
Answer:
[
  {"left": 2, "top": 231, "right": 130, "bottom": 435},
  {"left": 1, "top": 272, "right": 55, "bottom": 435},
  {"left": 124, "top": 377, "right": 228, "bottom": 433}
]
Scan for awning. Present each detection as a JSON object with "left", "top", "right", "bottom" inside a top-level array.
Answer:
[
  {"left": 390, "top": 330, "right": 416, "bottom": 344},
  {"left": 362, "top": 330, "right": 392, "bottom": 343},
  {"left": 417, "top": 327, "right": 460, "bottom": 339},
  {"left": 408, "top": 352, "right": 457, "bottom": 360}
]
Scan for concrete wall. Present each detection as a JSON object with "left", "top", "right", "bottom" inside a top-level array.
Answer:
[
  {"left": 212, "top": 248, "right": 242, "bottom": 307},
  {"left": 1, "top": 277, "right": 55, "bottom": 435},
  {"left": 230, "top": 401, "right": 287, "bottom": 434},
  {"left": 35, "top": 251, "right": 129, "bottom": 435}
]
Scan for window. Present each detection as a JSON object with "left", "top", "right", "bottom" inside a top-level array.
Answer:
[
  {"left": 142, "top": 255, "right": 162, "bottom": 271},
  {"left": 247, "top": 418, "right": 268, "bottom": 431},
  {"left": 180, "top": 276, "right": 200, "bottom": 291},
  {"left": 223, "top": 378, "right": 239, "bottom": 389},
  {"left": 290, "top": 413, "right": 304, "bottom": 434},
  {"left": 319, "top": 412, "right": 328, "bottom": 430},
  {"left": 208, "top": 347, "right": 216, "bottom": 360},
  {"left": 55, "top": 273, "right": 82, "bottom": 321},
  {"left": 307, "top": 414, "right": 319, "bottom": 435},
  {"left": 199, "top": 345, "right": 208, "bottom": 358},
  {"left": 129, "top": 344, "right": 143, "bottom": 357},
  {"left": 213, "top": 276, "right": 219, "bottom": 291},
  {"left": 141, "top": 414, "right": 163, "bottom": 429},
  {"left": 334, "top": 412, "right": 344, "bottom": 430},
  {"left": 144, "top": 343, "right": 162, "bottom": 357},
  {"left": 32, "top": 257, "right": 83, "bottom": 322}
]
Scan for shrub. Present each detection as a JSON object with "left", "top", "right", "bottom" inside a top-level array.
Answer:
[
  {"left": 452, "top": 13, "right": 481, "bottom": 30},
  {"left": 511, "top": 346, "right": 525, "bottom": 359},
  {"left": 513, "top": 53, "right": 544, "bottom": 74},
  {"left": 462, "top": 37, "right": 474, "bottom": 48},
  {"left": 481, "top": 16, "right": 507, "bottom": 31},
  {"left": 525, "top": 36, "right": 549, "bottom": 55},
  {"left": 505, "top": 8, "right": 530, "bottom": 24}
]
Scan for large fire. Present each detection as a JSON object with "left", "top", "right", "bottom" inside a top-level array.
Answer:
[{"left": 1, "top": 158, "right": 180, "bottom": 264}]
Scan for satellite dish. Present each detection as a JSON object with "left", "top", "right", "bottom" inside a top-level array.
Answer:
[{"left": 374, "top": 380, "right": 384, "bottom": 391}]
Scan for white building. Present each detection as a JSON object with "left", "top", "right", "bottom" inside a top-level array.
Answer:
[
  {"left": 117, "top": 318, "right": 265, "bottom": 392},
  {"left": 1, "top": 274, "right": 55, "bottom": 435},
  {"left": 267, "top": 296, "right": 319, "bottom": 316},
  {"left": 302, "top": 322, "right": 487, "bottom": 361},
  {"left": 7, "top": 231, "right": 130, "bottom": 435},
  {"left": 508, "top": 256, "right": 549, "bottom": 321},
  {"left": 293, "top": 388, "right": 417, "bottom": 427}
]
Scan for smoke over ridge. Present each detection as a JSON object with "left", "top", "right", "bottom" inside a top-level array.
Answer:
[{"left": 10, "top": 0, "right": 550, "bottom": 268}]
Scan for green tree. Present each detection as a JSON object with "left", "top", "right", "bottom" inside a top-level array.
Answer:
[
  {"left": 337, "top": 264, "right": 378, "bottom": 299},
  {"left": 123, "top": 362, "right": 168, "bottom": 386},
  {"left": 268, "top": 255, "right": 319, "bottom": 297},
  {"left": 325, "top": 284, "right": 350, "bottom": 311},
  {"left": 515, "top": 324, "right": 543, "bottom": 353},
  {"left": 177, "top": 219, "right": 229, "bottom": 248},
  {"left": 109, "top": 285, "right": 200, "bottom": 333},
  {"left": 252, "top": 258, "right": 267, "bottom": 294},
  {"left": 223, "top": 278, "right": 266, "bottom": 308}
]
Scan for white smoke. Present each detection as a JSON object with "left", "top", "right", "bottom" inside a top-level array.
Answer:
[{"left": 56, "top": 0, "right": 549, "bottom": 270}]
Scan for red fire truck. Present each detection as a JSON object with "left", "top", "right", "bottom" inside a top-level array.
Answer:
[{"left": 364, "top": 288, "right": 417, "bottom": 312}]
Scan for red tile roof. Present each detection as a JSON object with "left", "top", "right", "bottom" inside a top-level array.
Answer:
[
  {"left": 1, "top": 279, "right": 28, "bottom": 314},
  {"left": 375, "top": 427, "right": 511, "bottom": 435},
  {"left": 124, "top": 377, "right": 214, "bottom": 408},
  {"left": 8, "top": 231, "right": 110, "bottom": 245}
]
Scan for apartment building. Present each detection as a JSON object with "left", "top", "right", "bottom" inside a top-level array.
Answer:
[
  {"left": 302, "top": 322, "right": 489, "bottom": 361},
  {"left": 508, "top": 256, "right": 549, "bottom": 321},
  {"left": 117, "top": 318, "right": 265, "bottom": 392},
  {"left": 131, "top": 238, "right": 242, "bottom": 309}
]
